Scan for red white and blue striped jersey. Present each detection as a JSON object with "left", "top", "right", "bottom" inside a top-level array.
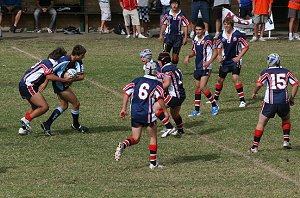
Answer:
[
  {"left": 216, "top": 29, "right": 249, "bottom": 65},
  {"left": 161, "top": 63, "right": 186, "bottom": 98},
  {"left": 161, "top": 9, "right": 189, "bottom": 36},
  {"left": 257, "top": 66, "right": 299, "bottom": 104},
  {"left": 192, "top": 34, "right": 214, "bottom": 70},
  {"left": 123, "top": 75, "right": 164, "bottom": 123},
  {"left": 20, "top": 58, "right": 56, "bottom": 87}
]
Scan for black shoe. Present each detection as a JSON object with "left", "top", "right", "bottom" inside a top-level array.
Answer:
[
  {"left": 71, "top": 124, "right": 89, "bottom": 133},
  {"left": 41, "top": 122, "right": 52, "bottom": 136},
  {"left": 10, "top": 25, "right": 17, "bottom": 33}
]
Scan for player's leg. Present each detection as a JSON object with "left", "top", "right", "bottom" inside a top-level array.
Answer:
[
  {"left": 200, "top": 74, "right": 219, "bottom": 115},
  {"left": 232, "top": 72, "right": 246, "bottom": 107},
  {"left": 153, "top": 101, "right": 174, "bottom": 131},
  {"left": 214, "top": 68, "right": 227, "bottom": 101},
  {"left": 189, "top": 75, "right": 201, "bottom": 117},
  {"left": 27, "top": 92, "right": 49, "bottom": 119},
  {"left": 278, "top": 103, "right": 292, "bottom": 149},
  {"left": 170, "top": 105, "right": 184, "bottom": 135},
  {"left": 171, "top": 38, "right": 183, "bottom": 66},
  {"left": 147, "top": 123, "right": 161, "bottom": 169}
]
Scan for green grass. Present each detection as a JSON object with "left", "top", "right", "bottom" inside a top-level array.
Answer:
[{"left": 1, "top": 34, "right": 300, "bottom": 197}]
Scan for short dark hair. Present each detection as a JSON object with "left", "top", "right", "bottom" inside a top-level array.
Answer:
[
  {"left": 195, "top": 22, "right": 205, "bottom": 30},
  {"left": 223, "top": 17, "right": 234, "bottom": 28},
  {"left": 71, "top": 44, "right": 87, "bottom": 56},
  {"left": 48, "top": 47, "right": 67, "bottom": 61},
  {"left": 170, "top": 0, "right": 180, "bottom": 5}
]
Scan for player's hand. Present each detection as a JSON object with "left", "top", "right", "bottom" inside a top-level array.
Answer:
[
  {"left": 217, "top": 55, "right": 223, "bottom": 63},
  {"left": 203, "top": 61, "right": 209, "bottom": 68},
  {"left": 120, "top": 110, "right": 128, "bottom": 119},
  {"left": 183, "top": 56, "right": 189, "bottom": 65},
  {"left": 289, "top": 96, "right": 295, "bottom": 106},
  {"left": 163, "top": 111, "right": 170, "bottom": 121},
  {"left": 233, "top": 56, "right": 240, "bottom": 63},
  {"left": 63, "top": 77, "right": 73, "bottom": 86},
  {"left": 38, "top": 84, "right": 46, "bottom": 92},
  {"left": 159, "top": 35, "right": 164, "bottom": 43},
  {"left": 252, "top": 93, "right": 257, "bottom": 99},
  {"left": 183, "top": 38, "right": 188, "bottom": 45}
]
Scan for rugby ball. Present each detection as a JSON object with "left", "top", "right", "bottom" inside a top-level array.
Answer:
[{"left": 64, "top": 68, "right": 77, "bottom": 79}]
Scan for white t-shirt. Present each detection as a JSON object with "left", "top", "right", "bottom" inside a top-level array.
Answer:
[
  {"left": 160, "top": 0, "right": 170, "bottom": 6},
  {"left": 137, "top": 0, "right": 148, "bottom": 7},
  {"left": 213, "top": 0, "right": 230, "bottom": 7}
]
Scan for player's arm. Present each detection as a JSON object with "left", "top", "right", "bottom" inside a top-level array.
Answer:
[
  {"left": 183, "top": 50, "right": 195, "bottom": 65},
  {"left": 252, "top": 81, "right": 263, "bottom": 99},
  {"left": 204, "top": 44, "right": 217, "bottom": 68},
  {"left": 46, "top": 73, "right": 72, "bottom": 83},
  {"left": 119, "top": 0, "right": 124, "bottom": 9},
  {"left": 120, "top": 93, "right": 129, "bottom": 118},
  {"left": 157, "top": 98, "right": 170, "bottom": 121},
  {"left": 233, "top": 46, "right": 249, "bottom": 63},
  {"left": 159, "top": 24, "right": 167, "bottom": 42},
  {"left": 289, "top": 82, "right": 299, "bottom": 106},
  {"left": 163, "top": 76, "right": 171, "bottom": 89},
  {"left": 182, "top": 26, "right": 188, "bottom": 45},
  {"left": 73, "top": 72, "right": 84, "bottom": 81},
  {"left": 39, "top": 79, "right": 49, "bottom": 92}
]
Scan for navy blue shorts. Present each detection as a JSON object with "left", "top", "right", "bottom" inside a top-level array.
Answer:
[
  {"left": 52, "top": 81, "right": 69, "bottom": 94},
  {"left": 219, "top": 62, "right": 241, "bottom": 78},
  {"left": 164, "top": 34, "right": 183, "bottom": 54},
  {"left": 194, "top": 69, "right": 211, "bottom": 80},
  {"left": 131, "top": 120, "right": 156, "bottom": 128},
  {"left": 164, "top": 95, "right": 185, "bottom": 108},
  {"left": 1, "top": 6, "right": 22, "bottom": 15},
  {"left": 19, "top": 83, "right": 38, "bottom": 99},
  {"left": 261, "top": 102, "right": 290, "bottom": 118},
  {"left": 191, "top": 1, "right": 210, "bottom": 23},
  {"left": 239, "top": 4, "right": 253, "bottom": 18}
]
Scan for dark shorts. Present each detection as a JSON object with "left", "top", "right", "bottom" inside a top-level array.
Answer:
[
  {"left": 219, "top": 62, "right": 241, "bottom": 78},
  {"left": 164, "top": 95, "right": 185, "bottom": 108},
  {"left": 19, "top": 83, "right": 38, "bottom": 99},
  {"left": 164, "top": 34, "right": 183, "bottom": 55},
  {"left": 239, "top": 4, "right": 253, "bottom": 18},
  {"left": 1, "top": 6, "right": 22, "bottom": 15},
  {"left": 213, "top": 4, "right": 231, "bottom": 19},
  {"left": 261, "top": 102, "right": 290, "bottom": 118},
  {"left": 52, "top": 81, "right": 69, "bottom": 94},
  {"left": 131, "top": 120, "right": 156, "bottom": 128},
  {"left": 194, "top": 69, "right": 211, "bottom": 80},
  {"left": 191, "top": 1, "right": 210, "bottom": 23}
]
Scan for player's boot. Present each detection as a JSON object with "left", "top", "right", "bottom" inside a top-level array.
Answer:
[
  {"left": 41, "top": 122, "right": 52, "bottom": 136},
  {"left": 249, "top": 146, "right": 258, "bottom": 153},
  {"left": 211, "top": 106, "right": 219, "bottom": 115},
  {"left": 71, "top": 124, "right": 89, "bottom": 133},
  {"left": 161, "top": 127, "right": 177, "bottom": 138},
  {"left": 114, "top": 142, "right": 125, "bottom": 161},
  {"left": 149, "top": 161, "right": 164, "bottom": 169},
  {"left": 239, "top": 101, "right": 246, "bottom": 108},
  {"left": 283, "top": 141, "right": 292, "bottom": 149},
  {"left": 18, "top": 127, "right": 29, "bottom": 135},
  {"left": 20, "top": 117, "right": 32, "bottom": 132},
  {"left": 188, "top": 110, "right": 201, "bottom": 117}
]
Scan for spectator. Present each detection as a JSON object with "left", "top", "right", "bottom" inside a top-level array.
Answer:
[
  {"left": 98, "top": 0, "right": 111, "bottom": 34},
  {"left": 34, "top": 0, "right": 57, "bottom": 33},
  {"left": 0, "top": 0, "right": 22, "bottom": 33},
  {"left": 250, "top": 0, "right": 273, "bottom": 42},
  {"left": 288, "top": 0, "right": 300, "bottom": 41},
  {"left": 190, "top": 0, "right": 210, "bottom": 39},
  {"left": 137, "top": 0, "right": 150, "bottom": 36},
  {"left": 237, "top": 0, "right": 252, "bottom": 20},
  {"left": 213, "top": 0, "right": 231, "bottom": 39},
  {"left": 119, "top": 0, "right": 147, "bottom": 38},
  {"left": 160, "top": 0, "right": 170, "bottom": 23}
]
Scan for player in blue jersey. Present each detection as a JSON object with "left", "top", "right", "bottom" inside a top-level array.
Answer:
[
  {"left": 114, "top": 62, "right": 169, "bottom": 169},
  {"left": 18, "top": 47, "right": 70, "bottom": 135},
  {"left": 250, "top": 53, "right": 299, "bottom": 153},
  {"left": 139, "top": 49, "right": 177, "bottom": 136},
  {"left": 41, "top": 44, "right": 88, "bottom": 136},
  {"left": 184, "top": 22, "right": 219, "bottom": 117},
  {"left": 159, "top": 0, "right": 189, "bottom": 66},
  {"left": 157, "top": 52, "right": 185, "bottom": 138},
  {"left": 213, "top": 17, "right": 249, "bottom": 108}
]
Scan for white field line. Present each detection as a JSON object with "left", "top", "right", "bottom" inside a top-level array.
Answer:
[{"left": 13, "top": 46, "right": 300, "bottom": 187}]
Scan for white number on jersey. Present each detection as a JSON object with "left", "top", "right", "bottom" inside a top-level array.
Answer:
[
  {"left": 138, "top": 83, "right": 150, "bottom": 100},
  {"left": 270, "top": 73, "right": 287, "bottom": 90}
]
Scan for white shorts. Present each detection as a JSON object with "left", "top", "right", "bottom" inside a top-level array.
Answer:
[
  {"left": 253, "top": 14, "right": 268, "bottom": 24},
  {"left": 123, "top": 9, "right": 140, "bottom": 26},
  {"left": 99, "top": 1, "right": 111, "bottom": 21}
]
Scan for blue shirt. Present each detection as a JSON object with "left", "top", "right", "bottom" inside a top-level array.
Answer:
[
  {"left": 240, "top": 0, "right": 252, "bottom": 7},
  {"left": 192, "top": 34, "right": 214, "bottom": 70},
  {"left": 161, "top": 9, "right": 189, "bottom": 36}
]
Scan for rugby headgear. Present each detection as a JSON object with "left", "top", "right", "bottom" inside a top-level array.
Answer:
[
  {"left": 139, "top": 49, "right": 152, "bottom": 63},
  {"left": 158, "top": 52, "right": 171, "bottom": 65},
  {"left": 144, "top": 62, "right": 157, "bottom": 76},
  {"left": 267, "top": 53, "right": 280, "bottom": 67}
]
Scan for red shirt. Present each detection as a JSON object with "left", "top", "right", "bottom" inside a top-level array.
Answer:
[{"left": 119, "top": 0, "right": 137, "bottom": 11}]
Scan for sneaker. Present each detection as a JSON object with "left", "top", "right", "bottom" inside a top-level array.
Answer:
[
  {"left": 250, "top": 36, "right": 257, "bottom": 42},
  {"left": 149, "top": 162, "right": 164, "bottom": 169},
  {"left": 294, "top": 33, "right": 300, "bottom": 40},
  {"left": 161, "top": 127, "right": 177, "bottom": 138},
  {"left": 47, "top": 28, "right": 53, "bottom": 33},
  {"left": 137, "top": 33, "right": 147, "bottom": 39},
  {"left": 126, "top": 34, "right": 131, "bottom": 39},
  {"left": 18, "top": 127, "right": 29, "bottom": 135},
  {"left": 283, "top": 141, "right": 292, "bottom": 149},
  {"left": 10, "top": 25, "right": 17, "bottom": 33},
  {"left": 249, "top": 147, "right": 258, "bottom": 153},
  {"left": 20, "top": 117, "right": 32, "bottom": 132},
  {"left": 71, "top": 124, "right": 89, "bottom": 133},
  {"left": 239, "top": 101, "right": 246, "bottom": 108},
  {"left": 188, "top": 110, "right": 201, "bottom": 117},
  {"left": 189, "top": 31, "right": 195, "bottom": 39},
  {"left": 160, "top": 127, "right": 167, "bottom": 133},
  {"left": 211, "top": 105, "right": 219, "bottom": 116},
  {"left": 41, "top": 122, "right": 52, "bottom": 136},
  {"left": 34, "top": 28, "right": 41, "bottom": 33},
  {"left": 259, "top": 37, "right": 266, "bottom": 42},
  {"left": 114, "top": 142, "right": 124, "bottom": 161}
]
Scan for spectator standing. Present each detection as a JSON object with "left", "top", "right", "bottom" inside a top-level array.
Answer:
[
  {"left": 160, "top": 0, "right": 170, "bottom": 22},
  {"left": 137, "top": 0, "right": 150, "bottom": 36},
  {"left": 213, "top": 0, "right": 231, "bottom": 39},
  {"left": 249, "top": 0, "right": 273, "bottom": 42},
  {"left": 190, "top": 0, "right": 210, "bottom": 39},
  {"left": 119, "top": 0, "right": 147, "bottom": 38},
  {"left": 0, "top": 0, "right": 22, "bottom": 33},
  {"left": 34, "top": 0, "right": 57, "bottom": 33},
  {"left": 98, "top": 0, "right": 111, "bottom": 33},
  {"left": 288, "top": 0, "right": 300, "bottom": 41},
  {"left": 237, "top": 0, "right": 252, "bottom": 20}
]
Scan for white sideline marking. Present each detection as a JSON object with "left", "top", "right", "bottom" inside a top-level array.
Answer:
[{"left": 13, "top": 46, "right": 300, "bottom": 187}]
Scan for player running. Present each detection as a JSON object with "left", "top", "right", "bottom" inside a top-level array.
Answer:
[
  {"left": 250, "top": 53, "right": 299, "bottom": 153},
  {"left": 18, "top": 47, "right": 70, "bottom": 135},
  {"left": 41, "top": 44, "right": 88, "bottom": 136},
  {"left": 114, "top": 62, "right": 169, "bottom": 169},
  {"left": 184, "top": 22, "right": 219, "bottom": 117},
  {"left": 212, "top": 17, "right": 249, "bottom": 108},
  {"left": 159, "top": 0, "right": 189, "bottom": 66}
]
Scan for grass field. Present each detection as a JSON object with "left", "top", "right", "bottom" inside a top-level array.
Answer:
[{"left": 1, "top": 33, "right": 300, "bottom": 197}]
